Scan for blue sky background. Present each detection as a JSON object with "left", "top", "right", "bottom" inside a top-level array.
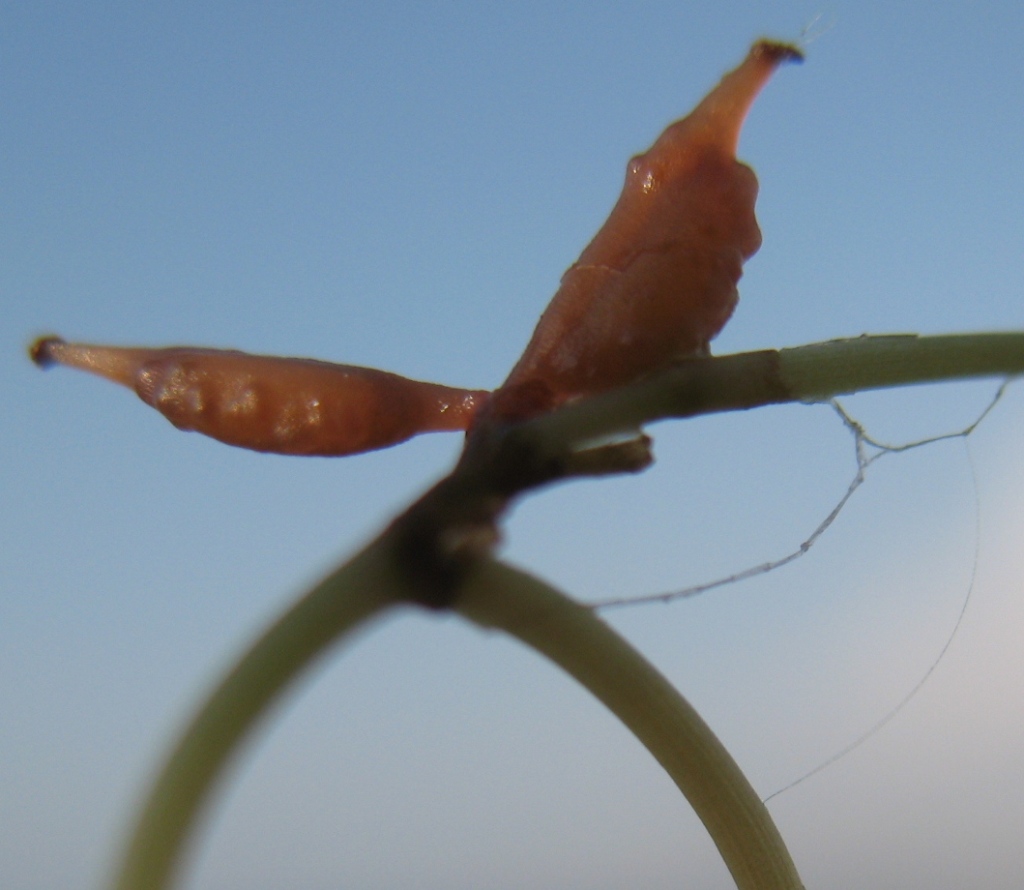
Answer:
[{"left": 3, "top": 2, "right": 1024, "bottom": 888}]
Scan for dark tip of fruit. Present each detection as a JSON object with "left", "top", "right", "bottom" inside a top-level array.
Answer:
[{"left": 29, "top": 336, "right": 65, "bottom": 368}]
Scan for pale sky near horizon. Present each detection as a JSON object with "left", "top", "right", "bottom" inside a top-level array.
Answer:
[{"left": 3, "top": 3, "right": 1024, "bottom": 888}]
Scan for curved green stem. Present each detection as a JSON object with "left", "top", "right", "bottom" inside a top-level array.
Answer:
[
  {"left": 115, "top": 542, "right": 803, "bottom": 890},
  {"left": 111, "top": 540, "right": 408, "bottom": 890},
  {"left": 456, "top": 559, "right": 804, "bottom": 890}
]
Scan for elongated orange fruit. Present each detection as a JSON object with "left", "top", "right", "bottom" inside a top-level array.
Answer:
[
  {"left": 488, "top": 40, "right": 801, "bottom": 420},
  {"left": 30, "top": 337, "right": 487, "bottom": 456}
]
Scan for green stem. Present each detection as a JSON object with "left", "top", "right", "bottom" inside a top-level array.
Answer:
[
  {"left": 522, "top": 332, "right": 1024, "bottom": 453},
  {"left": 778, "top": 332, "right": 1024, "bottom": 399},
  {"left": 112, "top": 331, "right": 1023, "bottom": 889},
  {"left": 111, "top": 540, "right": 407, "bottom": 890},
  {"left": 456, "top": 559, "right": 804, "bottom": 890}
]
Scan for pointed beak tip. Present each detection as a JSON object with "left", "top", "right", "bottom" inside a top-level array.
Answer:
[
  {"left": 29, "top": 336, "right": 65, "bottom": 369},
  {"left": 752, "top": 40, "right": 805, "bottom": 67}
]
